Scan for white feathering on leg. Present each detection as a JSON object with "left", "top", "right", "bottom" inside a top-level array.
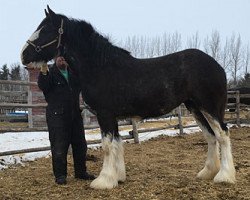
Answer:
[
  {"left": 197, "top": 136, "right": 220, "bottom": 180},
  {"left": 194, "top": 118, "right": 220, "bottom": 180},
  {"left": 214, "top": 134, "right": 236, "bottom": 183},
  {"left": 116, "top": 138, "right": 126, "bottom": 182},
  {"left": 90, "top": 136, "right": 122, "bottom": 189},
  {"left": 201, "top": 112, "right": 236, "bottom": 184}
]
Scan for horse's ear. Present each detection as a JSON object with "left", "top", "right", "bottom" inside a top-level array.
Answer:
[
  {"left": 46, "top": 5, "right": 58, "bottom": 24},
  {"left": 47, "top": 5, "right": 55, "bottom": 15},
  {"left": 44, "top": 9, "right": 49, "bottom": 17},
  {"left": 47, "top": 5, "right": 57, "bottom": 20}
]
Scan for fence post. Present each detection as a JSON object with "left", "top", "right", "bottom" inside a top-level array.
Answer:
[
  {"left": 132, "top": 118, "right": 139, "bottom": 143},
  {"left": 26, "top": 67, "right": 47, "bottom": 128},
  {"left": 27, "top": 88, "right": 33, "bottom": 128},
  {"left": 178, "top": 105, "right": 184, "bottom": 135},
  {"left": 236, "top": 90, "right": 240, "bottom": 127}
]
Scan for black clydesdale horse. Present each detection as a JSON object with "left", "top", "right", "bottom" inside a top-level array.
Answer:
[{"left": 21, "top": 6, "right": 235, "bottom": 189}]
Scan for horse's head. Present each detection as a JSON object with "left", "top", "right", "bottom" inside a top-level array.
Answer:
[{"left": 21, "top": 6, "right": 65, "bottom": 67}]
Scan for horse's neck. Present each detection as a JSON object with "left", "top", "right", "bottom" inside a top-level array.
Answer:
[
  {"left": 65, "top": 20, "right": 131, "bottom": 71},
  {"left": 65, "top": 20, "right": 93, "bottom": 54}
]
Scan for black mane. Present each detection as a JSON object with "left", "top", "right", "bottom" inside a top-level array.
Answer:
[{"left": 62, "top": 15, "right": 130, "bottom": 67}]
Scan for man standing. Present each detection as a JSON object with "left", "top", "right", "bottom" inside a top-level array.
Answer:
[{"left": 38, "top": 56, "right": 94, "bottom": 185}]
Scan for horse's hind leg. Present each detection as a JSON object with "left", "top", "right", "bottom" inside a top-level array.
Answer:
[
  {"left": 201, "top": 111, "right": 236, "bottom": 183},
  {"left": 185, "top": 101, "right": 220, "bottom": 180},
  {"left": 90, "top": 112, "right": 126, "bottom": 189}
]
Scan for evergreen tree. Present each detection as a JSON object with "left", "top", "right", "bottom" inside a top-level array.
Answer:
[
  {"left": 237, "top": 73, "right": 250, "bottom": 87},
  {"left": 9, "top": 64, "right": 21, "bottom": 80},
  {"left": 0, "top": 64, "right": 9, "bottom": 80}
]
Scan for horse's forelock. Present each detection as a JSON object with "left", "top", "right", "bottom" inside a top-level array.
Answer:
[{"left": 36, "top": 17, "right": 49, "bottom": 31}]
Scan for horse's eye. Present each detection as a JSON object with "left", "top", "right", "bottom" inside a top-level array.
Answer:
[
  {"left": 41, "top": 26, "right": 50, "bottom": 33},
  {"left": 45, "top": 26, "right": 57, "bottom": 34}
]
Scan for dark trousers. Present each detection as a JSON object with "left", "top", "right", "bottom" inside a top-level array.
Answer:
[{"left": 48, "top": 118, "right": 87, "bottom": 179}]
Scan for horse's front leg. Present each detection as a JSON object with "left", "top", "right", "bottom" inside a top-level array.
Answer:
[{"left": 90, "top": 112, "right": 126, "bottom": 189}]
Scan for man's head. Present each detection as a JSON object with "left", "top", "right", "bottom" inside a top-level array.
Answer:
[{"left": 55, "top": 56, "right": 68, "bottom": 70}]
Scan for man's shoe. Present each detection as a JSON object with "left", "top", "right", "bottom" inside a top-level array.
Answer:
[
  {"left": 75, "top": 172, "right": 95, "bottom": 180},
  {"left": 55, "top": 176, "right": 67, "bottom": 185}
]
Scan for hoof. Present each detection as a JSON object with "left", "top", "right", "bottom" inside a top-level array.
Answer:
[
  {"left": 117, "top": 168, "right": 126, "bottom": 182},
  {"left": 197, "top": 166, "right": 219, "bottom": 180},
  {"left": 90, "top": 174, "right": 118, "bottom": 189},
  {"left": 213, "top": 169, "right": 236, "bottom": 184},
  {"left": 118, "top": 174, "right": 126, "bottom": 183}
]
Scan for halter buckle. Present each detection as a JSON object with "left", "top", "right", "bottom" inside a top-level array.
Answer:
[
  {"left": 58, "top": 27, "right": 64, "bottom": 35},
  {"left": 35, "top": 46, "right": 42, "bottom": 52}
]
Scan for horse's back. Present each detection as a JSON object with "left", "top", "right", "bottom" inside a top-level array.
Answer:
[
  {"left": 113, "top": 49, "right": 227, "bottom": 118},
  {"left": 135, "top": 48, "right": 227, "bottom": 96},
  {"left": 145, "top": 48, "right": 227, "bottom": 116}
]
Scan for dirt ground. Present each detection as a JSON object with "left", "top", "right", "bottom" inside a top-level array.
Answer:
[{"left": 0, "top": 127, "right": 249, "bottom": 200}]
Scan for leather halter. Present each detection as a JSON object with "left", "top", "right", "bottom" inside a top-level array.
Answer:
[{"left": 27, "top": 19, "right": 64, "bottom": 53}]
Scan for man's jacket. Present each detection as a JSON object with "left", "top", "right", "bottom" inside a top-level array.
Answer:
[{"left": 38, "top": 64, "right": 81, "bottom": 127}]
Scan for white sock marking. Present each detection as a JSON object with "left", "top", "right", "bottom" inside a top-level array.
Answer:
[
  {"left": 201, "top": 111, "right": 236, "bottom": 183},
  {"left": 90, "top": 135, "right": 126, "bottom": 189},
  {"left": 194, "top": 118, "right": 220, "bottom": 179}
]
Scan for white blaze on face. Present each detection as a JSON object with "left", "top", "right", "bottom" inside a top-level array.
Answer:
[{"left": 21, "top": 27, "right": 43, "bottom": 63}]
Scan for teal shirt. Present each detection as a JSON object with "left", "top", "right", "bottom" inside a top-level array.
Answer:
[{"left": 59, "top": 69, "right": 69, "bottom": 82}]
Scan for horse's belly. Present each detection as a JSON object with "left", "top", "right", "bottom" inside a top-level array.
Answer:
[{"left": 115, "top": 98, "right": 181, "bottom": 119}]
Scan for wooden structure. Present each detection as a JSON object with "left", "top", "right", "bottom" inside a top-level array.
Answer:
[
  {"left": 227, "top": 90, "right": 240, "bottom": 126},
  {"left": 0, "top": 75, "right": 46, "bottom": 128},
  {"left": 26, "top": 68, "right": 47, "bottom": 128},
  {"left": 0, "top": 80, "right": 28, "bottom": 114}
]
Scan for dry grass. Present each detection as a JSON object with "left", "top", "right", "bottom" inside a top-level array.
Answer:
[
  {"left": 0, "top": 127, "right": 249, "bottom": 200},
  {"left": 0, "top": 122, "right": 28, "bottom": 128}
]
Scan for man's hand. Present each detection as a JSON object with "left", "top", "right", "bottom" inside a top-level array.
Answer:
[{"left": 40, "top": 63, "right": 48, "bottom": 75}]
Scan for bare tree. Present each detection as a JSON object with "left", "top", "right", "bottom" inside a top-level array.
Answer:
[
  {"left": 203, "top": 30, "right": 221, "bottom": 62},
  {"left": 170, "top": 32, "right": 182, "bottom": 53},
  {"left": 229, "top": 34, "right": 242, "bottom": 86},
  {"left": 132, "top": 36, "right": 141, "bottom": 57},
  {"left": 154, "top": 36, "right": 161, "bottom": 57},
  {"left": 186, "top": 31, "right": 201, "bottom": 49},
  {"left": 203, "top": 36, "right": 210, "bottom": 54},
  {"left": 161, "top": 32, "right": 171, "bottom": 55},
  {"left": 119, "top": 31, "right": 248, "bottom": 86},
  {"left": 20, "top": 66, "right": 29, "bottom": 81},
  {"left": 122, "top": 36, "right": 132, "bottom": 55},
  {"left": 139, "top": 36, "right": 146, "bottom": 58},
  {"left": 242, "top": 44, "right": 250, "bottom": 74},
  {"left": 210, "top": 30, "right": 221, "bottom": 61},
  {"left": 220, "top": 38, "right": 231, "bottom": 73},
  {"left": 145, "top": 37, "right": 153, "bottom": 58},
  {"left": 161, "top": 32, "right": 182, "bottom": 55}
]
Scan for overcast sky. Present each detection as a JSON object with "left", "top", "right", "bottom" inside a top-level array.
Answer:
[{"left": 0, "top": 0, "right": 249, "bottom": 67}]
